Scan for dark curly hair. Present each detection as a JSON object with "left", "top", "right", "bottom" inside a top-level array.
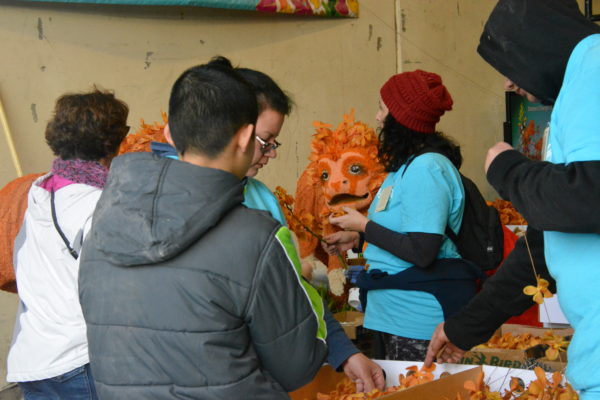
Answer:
[
  {"left": 378, "top": 114, "right": 462, "bottom": 172},
  {"left": 45, "top": 88, "right": 129, "bottom": 161}
]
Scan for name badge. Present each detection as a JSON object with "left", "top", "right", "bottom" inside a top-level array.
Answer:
[{"left": 375, "top": 186, "right": 392, "bottom": 212}]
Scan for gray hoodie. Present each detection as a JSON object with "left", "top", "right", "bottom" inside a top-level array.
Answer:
[{"left": 79, "top": 152, "right": 327, "bottom": 399}]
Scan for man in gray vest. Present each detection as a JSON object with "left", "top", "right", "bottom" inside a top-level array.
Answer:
[{"left": 79, "top": 60, "right": 328, "bottom": 399}]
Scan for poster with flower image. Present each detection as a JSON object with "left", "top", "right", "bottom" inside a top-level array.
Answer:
[
  {"left": 19, "top": 0, "right": 358, "bottom": 17},
  {"left": 504, "top": 92, "right": 552, "bottom": 161}
]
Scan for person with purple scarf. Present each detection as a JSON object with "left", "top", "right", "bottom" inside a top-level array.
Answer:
[{"left": 6, "top": 88, "right": 129, "bottom": 400}]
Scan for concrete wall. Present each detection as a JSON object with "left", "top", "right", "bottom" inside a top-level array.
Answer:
[
  {"left": 395, "top": 0, "right": 504, "bottom": 198},
  {"left": 0, "top": 0, "right": 396, "bottom": 188},
  {"left": 0, "top": 293, "right": 17, "bottom": 390},
  {"left": 395, "top": 0, "right": 586, "bottom": 197}
]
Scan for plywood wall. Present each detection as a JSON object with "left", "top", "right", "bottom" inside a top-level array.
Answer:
[{"left": 0, "top": 0, "right": 396, "bottom": 189}]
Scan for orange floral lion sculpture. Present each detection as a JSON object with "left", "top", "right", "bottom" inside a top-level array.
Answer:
[{"left": 289, "top": 111, "right": 386, "bottom": 296}]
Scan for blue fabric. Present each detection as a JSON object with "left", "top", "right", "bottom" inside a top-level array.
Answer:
[
  {"left": 356, "top": 258, "right": 484, "bottom": 320},
  {"left": 363, "top": 153, "right": 464, "bottom": 340},
  {"left": 19, "top": 364, "right": 98, "bottom": 400},
  {"left": 581, "top": 392, "right": 600, "bottom": 400},
  {"left": 322, "top": 306, "right": 359, "bottom": 370},
  {"left": 243, "top": 178, "right": 287, "bottom": 226},
  {"left": 544, "top": 34, "right": 600, "bottom": 395},
  {"left": 346, "top": 265, "right": 365, "bottom": 285},
  {"left": 150, "top": 142, "right": 179, "bottom": 159}
]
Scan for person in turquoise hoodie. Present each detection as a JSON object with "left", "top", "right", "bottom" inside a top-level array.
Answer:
[
  {"left": 152, "top": 56, "right": 385, "bottom": 393},
  {"left": 427, "top": 1, "right": 600, "bottom": 398}
]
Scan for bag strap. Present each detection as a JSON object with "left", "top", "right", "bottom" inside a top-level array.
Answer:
[
  {"left": 50, "top": 188, "right": 79, "bottom": 260},
  {"left": 400, "top": 154, "right": 419, "bottom": 178},
  {"left": 445, "top": 225, "right": 459, "bottom": 246}
]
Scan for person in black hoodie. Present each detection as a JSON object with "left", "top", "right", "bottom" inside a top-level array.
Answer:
[
  {"left": 78, "top": 62, "right": 328, "bottom": 399},
  {"left": 425, "top": 0, "right": 600, "bottom": 397}
]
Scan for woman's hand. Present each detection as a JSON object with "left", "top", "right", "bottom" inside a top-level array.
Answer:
[
  {"left": 424, "top": 322, "right": 466, "bottom": 366},
  {"left": 322, "top": 231, "right": 360, "bottom": 255},
  {"left": 329, "top": 207, "right": 369, "bottom": 232}
]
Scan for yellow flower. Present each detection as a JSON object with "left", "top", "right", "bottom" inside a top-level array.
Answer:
[
  {"left": 347, "top": 0, "right": 359, "bottom": 16},
  {"left": 523, "top": 275, "right": 553, "bottom": 304}
]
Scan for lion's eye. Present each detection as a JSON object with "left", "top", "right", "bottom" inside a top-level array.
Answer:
[
  {"left": 349, "top": 164, "right": 363, "bottom": 174},
  {"left": 321, "top": 170, "right": 329, "bottom": 181}
]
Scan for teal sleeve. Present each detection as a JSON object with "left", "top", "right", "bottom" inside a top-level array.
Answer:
[{"left": 243, "top": 179, "right": 288, "bottom": 226}]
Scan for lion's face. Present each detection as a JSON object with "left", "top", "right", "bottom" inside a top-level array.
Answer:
[{"left": 317, "top": 149, "right": 381, "bottom": 214}]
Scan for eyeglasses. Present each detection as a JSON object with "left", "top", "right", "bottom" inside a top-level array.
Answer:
[{"left": 255, "top": 136, "right": 281, "bottom": 153}]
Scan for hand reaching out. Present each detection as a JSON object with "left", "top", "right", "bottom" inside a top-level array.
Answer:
[
  {"left": 322, "top": 231, "right": 360, "bottom": 255},
  {"left": 485, "top": 141, "right": 514, "bottom": 174},
  {"left": 424, "top": 322, "right": 466, "bottom": 367},
  {"left": 329, "top": 207, "right": 369, "bottom": 232},
  {"left": 342, "top": 353, "right": 386, "bottom": 393}
]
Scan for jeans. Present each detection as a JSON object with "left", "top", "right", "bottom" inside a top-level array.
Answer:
[{"left": 18, "top": 364, "right": 98, "bottom": 400}]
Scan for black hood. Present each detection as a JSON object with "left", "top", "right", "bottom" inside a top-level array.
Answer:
[
  {"left": 91, "top": 152, "right": 245, "bottom": 266},
  {"left": 478, "top": 0, "right": 600, "bottom": 104}
]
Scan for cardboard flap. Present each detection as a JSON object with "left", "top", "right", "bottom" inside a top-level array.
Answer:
[
  {"left": 289, "top": 365, "right": 345, "bottom": 400},
  {"left": 289, "top": 364, "right": 483, "bottom": 400},
  {"left": 379, "top": 366, "right": 481, "bottom": 399}
]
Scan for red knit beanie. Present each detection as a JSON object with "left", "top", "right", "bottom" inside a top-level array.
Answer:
[{"left": 380, "top": 70, "right": 453, "bottom": 134}]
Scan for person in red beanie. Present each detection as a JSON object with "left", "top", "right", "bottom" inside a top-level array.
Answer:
[{"left": 323, "top": 70, "right": 481, "bottom": 360}]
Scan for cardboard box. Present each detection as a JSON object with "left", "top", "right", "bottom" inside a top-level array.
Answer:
[
  {"left": 536, "top": 358, "right": 568, "bottom": 373},
  {"left": 333, "top": 311, "right": 364, "bottom": 340},
  {"left": 458, "top": 324, "right": 573, "bottom": 370},
  {"left": 501, "top": 323, "right": 572, "bottom": 337},
  {"left": 288, "top": 365, "right": 345, "bottom": 400},
  {"left": 289, "top": 364, "right": 481, "bottom": 400},
  {"left": 289, "top": 360, "right": 546, "bottom": 400}
]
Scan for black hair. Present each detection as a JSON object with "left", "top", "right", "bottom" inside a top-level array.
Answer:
[
  {"left": 378, "top": 114, "right": 462, "bottom": 172},
  {"left": 236, "top": 68, "right": 293, "bottom": 115},
  {"left": 168, "top": 61, "right": 258, "bottom": 157},
  {"left": 45, "top": 87, "right": 129, "bottom": 161},
  {"left": 205, "top": 55, "right": 293, "bottom": 116},
  {"left": 207, "top": 55, "right": 235, "bottom": 69}
]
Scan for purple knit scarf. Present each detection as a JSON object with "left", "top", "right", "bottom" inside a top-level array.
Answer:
[{"left": 51, "top": 158, "right": 109, "bottom": 189}]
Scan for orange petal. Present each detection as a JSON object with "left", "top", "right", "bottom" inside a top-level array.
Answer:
[
  {"left": 552, "top": 371, "right": 563, "bottom": 386},
  {"left": 533, "top": 291, "right": 544, "bottom": 304},
  {"left": 464, "top": 381, "right": 478, "bottom": 392},
  {"left": 510, "top": 377, "right": 523, "bottom": 391},
  {"left": 537, "top": 278, "right": 550, "bottom": 288},
  {"left": 534, "top": 367, "right": 547, "bottom": 385},
  {"left": 546, "top": 347, "right": 559, "bottom": 361},
  {"left": 542, "top": 288, "right": 554, "bottom": 298},
  {"left": 523, "top": 286, "right": 538, "bottom": 295},
  {"left": 529, "top": 381, "right": 542, "bottom": 395},
  {"left": 421, "top": 363, "right": 436, "bottom": 373}
]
